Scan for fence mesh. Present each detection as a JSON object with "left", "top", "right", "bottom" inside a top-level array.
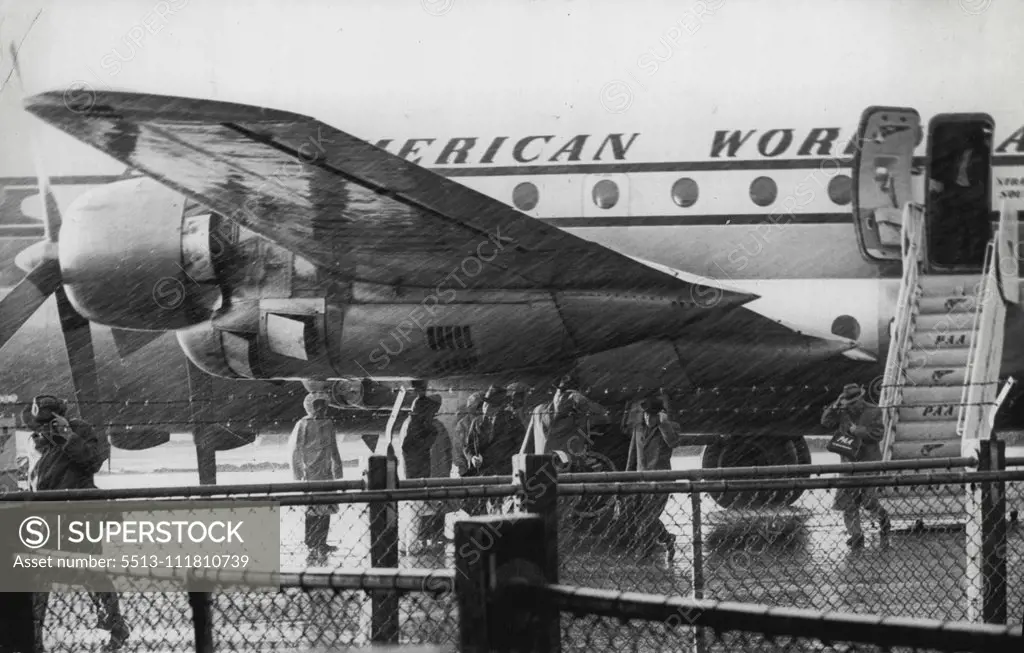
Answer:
[
  {"left": 22, "top": 464, "right": 1024, "bottom": 652},
  {"left": 553, "top": 473, "right": 1023, "bottom": 625}
]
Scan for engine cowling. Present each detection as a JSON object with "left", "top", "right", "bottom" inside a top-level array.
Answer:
[{"left": 59, "top": 177, "right": 224, "bottom": 330}]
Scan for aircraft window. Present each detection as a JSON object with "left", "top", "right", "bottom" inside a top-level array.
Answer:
[
  {"left": 592, "top": 179, "right": 619, "bottom": 209},
  {"left": 749, "top": 176, "right": 777, "bottom": 207},
  {"left": 831, "top": 314, "right": 861, "bottom": 341},
  {"left": 671, "top": 178, "right": 699, "bottom": 208},
  {"left": 513, "top": 181, "right": 539, "bottom": 211},
  {"left": 828, "top": 174, "right": 852, "bottom": 205}
]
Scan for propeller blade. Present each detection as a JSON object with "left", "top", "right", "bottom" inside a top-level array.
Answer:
[
  {"left": 55, "top": 285, "right": 101, "bottom": 428},
  {"left": 0, "top": 259, "right": 61, "bottom": 352},
  {"left": 8, "top": 41, "right": 63, "bottom": 241}
]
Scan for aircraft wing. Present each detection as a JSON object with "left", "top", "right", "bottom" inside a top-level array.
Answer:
[{"left": 24, "top": 91, "right": 749, "bottom": 308}]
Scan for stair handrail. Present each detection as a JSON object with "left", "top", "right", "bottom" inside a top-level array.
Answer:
[
  {"left": 879, "top": 202, "right": 925, "bottom": 461},
  {"left": 957, "top": 238, "right": 1006, "bottom": 443},
  {"left": 993, "top": 200, "right": 1019, "bottom": 305}
]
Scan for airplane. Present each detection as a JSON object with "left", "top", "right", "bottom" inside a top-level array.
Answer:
[{"left": 1, "top": 0, "right": 1023, "bottom": 507}]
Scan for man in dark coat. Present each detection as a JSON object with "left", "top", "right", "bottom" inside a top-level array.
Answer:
[
  {"left": 821, "top": 383, "right": 891, "bottom": 549},
  {"left": 25, "top": 395, "right": 130, "bottom": 651},
  {"left": 624, "top": 396, "right": 681, "bottom": 560},
  {"left": 465, "top": 386, "right": 525, "bottom": 513}
]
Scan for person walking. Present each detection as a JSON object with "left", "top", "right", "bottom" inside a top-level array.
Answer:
[
  {"left": 624, "top": 396, "right": 681, "bottom": 561},
  {"left": 25, "top": 395, "right": 130, "bottom": 651},
  {"left": 822, "top": 383, "right": 892, "bottom": 549},
  {"left": 289, "top": 394, "right": 343, "bottom": 565}
]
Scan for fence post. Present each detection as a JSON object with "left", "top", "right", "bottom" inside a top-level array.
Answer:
[
  {"left": 187, "top": 591, "right": 214, "bottom": 653},
  {"left": 366, "top": 454, "right": 400, "bottom": 643},
  {"left": 966, "top": 439, "right": 1008, "bottom": 623},
  {"left": 980, "top": 439, "right": 1007, "bottom": 623},
  {"left": 0, "top": 523, "right": 34, "bottom": 652},
  {"left": 513, "top": 453, "right": 559, "bottom": 579},
  {"left": 690, "top": 491, "right": 707, "bottom": 653},
  {"left": 455, "top": 514, "right": 559, "bottom": 653}
]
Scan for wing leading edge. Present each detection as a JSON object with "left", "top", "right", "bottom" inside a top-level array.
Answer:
[{"left": 24, "top": 90, "right": 750, "bottom": 308}]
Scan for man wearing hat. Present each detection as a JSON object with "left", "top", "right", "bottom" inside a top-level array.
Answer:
[
  {"left": 624, "top": 395, "right": 681, "bottom": 560},
  {"left": 465, "top": 385, "right": 524, "bottom": 501},
  {"left": 452, "top": 392, "right": 484, "bottom": 477},
  {"left": 24, "top": 394, "right": 130, "bottom": 650},
  {"left": 289, "top": 394, "right": 343, "bottom": 565},
  {"left": 821, "top": 383, "right": 891, "bottom": 549},
  {"left": 397, "top": 393, "right": 450, "bottom": 550},
  {"left": 530, "top": 374, "right": 609, "bottom": 461}
]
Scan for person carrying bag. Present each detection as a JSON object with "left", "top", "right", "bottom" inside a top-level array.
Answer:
[{"left": 821, "top": 383, "right": 891, "bottom": 549}]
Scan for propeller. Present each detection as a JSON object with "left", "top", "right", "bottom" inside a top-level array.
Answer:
[{"left": 0, "top": 43, "right": 102, "bottom": 429}]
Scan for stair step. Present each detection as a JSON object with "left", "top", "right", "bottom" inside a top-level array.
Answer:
[
  {"left": 917, "top": 295, "right": 980, "bottom": 315},
  {"left": 909, "top": 330, "right": 973, "bottom": 350},
  {"left": 905, "top": 347, "right": 970, "bottom": 368},
  {"left": 913, "top": 312, "right": 979, "bottom": 332},
  {"left": 893, "top": 420, "right": 960, "bottom": 441},
  {"left": 890, "top": 440, "right": 963, "bottom": 460},
  {"left": 900, "top": 385, "right": 966, "bottom": 405},
  {"left": 917, "top": 274, "right": 984, "bottom": 297},
  {"left": 904, "top": 366, "right": 967, "bottom": 386},
  {"left": 898, "top": 402, "right": 962, "bottom": 422}
]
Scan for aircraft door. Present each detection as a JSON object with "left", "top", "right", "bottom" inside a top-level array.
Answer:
[
  {"left": 852, "top": 107, "right": 921, "bottom": 261},
  {"left": 924, "top": 114, "right": 995, "bottom": 272},
  {"left": 583, "top": 174, "right": 630, "bottom": 218}
]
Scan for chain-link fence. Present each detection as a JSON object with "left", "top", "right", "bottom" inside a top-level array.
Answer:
[
  {"left": 7, "top": 451, "right": 1023, "bottom": 651},
  {"left": 25, "top": 565, "right": 458, "bottom": 652}
]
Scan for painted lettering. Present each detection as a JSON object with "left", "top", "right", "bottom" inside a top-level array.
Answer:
[{"left": 709, "top": 130, "right": 756, "bottom": 158}]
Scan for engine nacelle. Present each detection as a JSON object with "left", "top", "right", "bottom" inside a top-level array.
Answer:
[{"left": 60, "top": 177, "right": 223, "bottom": 330}]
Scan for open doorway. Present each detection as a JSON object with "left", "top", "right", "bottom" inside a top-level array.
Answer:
[{"left": 925, "top": 116, "right": 994, "bottom": 271}]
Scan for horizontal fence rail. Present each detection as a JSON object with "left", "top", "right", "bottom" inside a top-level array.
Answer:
[{"left": 539, "top": 583, "right": 1023, "bottom": 652}]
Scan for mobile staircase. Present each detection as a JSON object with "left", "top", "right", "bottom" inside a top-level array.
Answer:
[{"left": 876, "top": 201, "right": 1018, "bottom": 520}]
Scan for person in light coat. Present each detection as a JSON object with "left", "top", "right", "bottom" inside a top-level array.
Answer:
[
  {"left": 531, "top": 375, "right": 609, "bottom": 463},
  {"left": 289, "top": 394, "right": 343, "bottom": 565},
  {"left": 397, "top": 394, "right": 450, "bottom": 551}
]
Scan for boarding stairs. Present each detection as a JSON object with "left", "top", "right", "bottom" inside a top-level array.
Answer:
[{"left": 874, "top": 201, "right": 1018, "bottom": 520}]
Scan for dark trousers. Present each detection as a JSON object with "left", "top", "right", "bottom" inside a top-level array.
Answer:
[
  {"left": 632, "top": 495, "right": 673, "bottom": 557},
  {"left": 304, "top": 512, "right": 331, "bottom": 551}
]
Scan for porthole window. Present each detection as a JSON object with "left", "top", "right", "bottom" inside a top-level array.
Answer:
[
  {"left": 828, "top": 174, "right": 852, "bottom": 206},
  {"left": 671, "top": 178, "right": 699, "bottom": 208},
  {"left": 749, "top": 176, "right": 777, "bottom": 207},
  {"left": 831, "top": 314, "right": 861, "bottom": 341},
  {"left": 592, "top": 179, "right": 619, "bottom": 209},
  {"left": 512, "top": 181, "right": 539, "bottom": 211}
]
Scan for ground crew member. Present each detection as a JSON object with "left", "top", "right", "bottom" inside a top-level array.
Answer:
[
  {"left": 531, "top": 374, "right": 609, "bottom": 462},
  {"left": 289, "top": 394, "right": 343, "bottom": 566},
  {"left": 625, "top": 396, "right": 680, "bottom": 561},
  {"left": 821, "top": 383, "right": 891, "bottom": 549},
  {"left": 25, "top": 395, "right": 130, "bottom": 651},
  {"left": 466, "top": 386, "right": 524, "bottom": 513}
]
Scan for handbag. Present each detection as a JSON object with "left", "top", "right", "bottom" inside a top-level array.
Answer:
[{"left": 826, "top": 429, "right": 863, "bottom": 458}]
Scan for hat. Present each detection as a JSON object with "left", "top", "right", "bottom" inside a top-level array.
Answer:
[
  {"left": 506, "top": 382, "right": 530, "bottom": 396},
  {"left": 412, "top": 394, "right": 442, "bottom": 415},
  {"left": 838, "top": 383, "right": 865, "bottom": 405},
  {"left": 482, "top": 385, "right": 507, "bottom": 403},
  {"left": 640, "top": 397, "right": 664, "bottom": 413},
  {"left": 22, "top": 395, "right": 67, "bottom": 428},
  {"left": 410, "top": 379, "right": 429, "bottom": 392}
]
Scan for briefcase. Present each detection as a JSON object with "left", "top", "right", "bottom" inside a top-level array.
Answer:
[{"left": 826, "top": 431, "right": 862, "bottom": 458}]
